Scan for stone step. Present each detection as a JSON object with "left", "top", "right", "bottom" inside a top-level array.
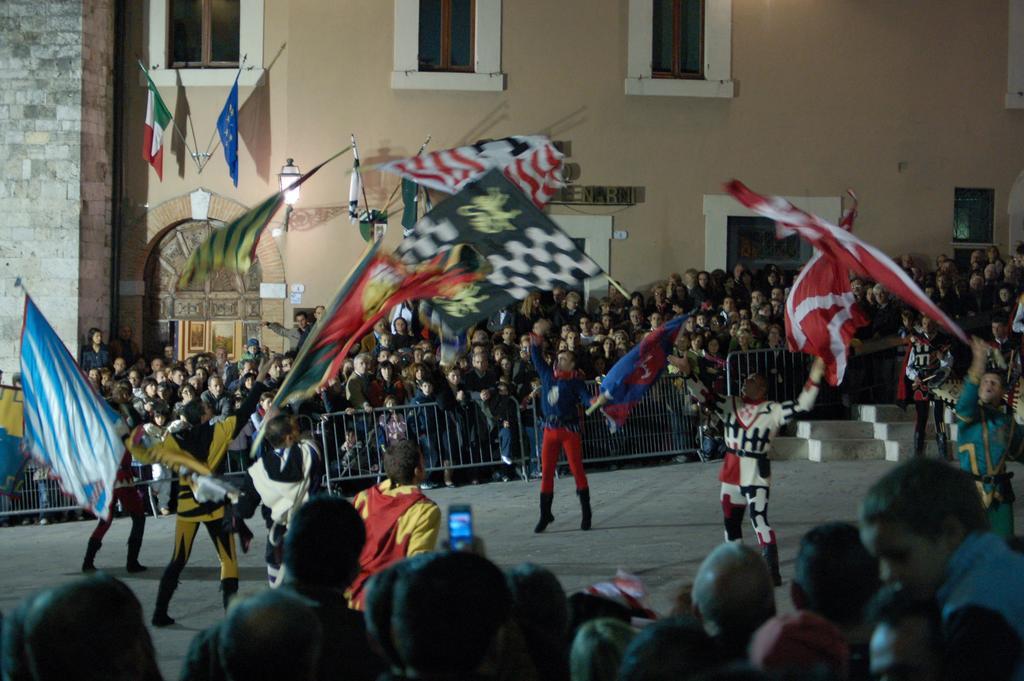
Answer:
[
  {"left": 797, "top": 420, "right": 876, "bottom": 439},
  {"left": 808, "top": 438, "right": 886, "bottom": 462},
  {"left": 884, "top": 440, "right": 957, "bottom": 462},
  {"left": 857, "top": 404, "right": 916, "bottom": 423},
  {"left": 771, "top": 436, "right": 809, "bottom": 461},
  {"left": 872, "top": 422, "right": 939, "bottom": 440}
]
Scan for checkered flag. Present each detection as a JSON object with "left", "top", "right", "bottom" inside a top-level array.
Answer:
[{"left": 397, "top": 169, "right": 602, "bottom": 333}]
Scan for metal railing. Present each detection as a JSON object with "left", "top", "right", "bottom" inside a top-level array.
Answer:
[{"left": 318, "top": 400, "right": 527, "bottom": 487}]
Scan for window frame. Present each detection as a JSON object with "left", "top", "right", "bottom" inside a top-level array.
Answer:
[
  {"left": 651, "top": 0, "right": 705, "bottom": 81},
  {"left": 146, "top": 0, "right": 264, "bottom": 87},
  {"left": 167, "top": 0, "right": 242, "bottom": 69},
  {"left": 952, "top": 187, "right": 995, "bottom": 245},
  {"left": 626, "top": 0, "right": 733, "bottom": 98},
  {"left": 392, "top": 0, "right": 505, "bottom": 92},
  {"left": 418, "top": 0, "right": 476, "bottom": 73}
]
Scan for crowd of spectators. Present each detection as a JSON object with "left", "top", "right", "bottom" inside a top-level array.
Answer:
[{"left": 3, "top": 457, "right": 1022, "bottom": 681}]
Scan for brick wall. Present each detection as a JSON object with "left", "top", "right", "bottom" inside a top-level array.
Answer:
[{"left": 0, "top": 0, "right": 113, "bottom": 376}]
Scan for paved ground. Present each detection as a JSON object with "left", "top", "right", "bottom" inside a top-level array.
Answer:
[{"left": 3, "top": 458, "right": 1022, "bottom": 678}]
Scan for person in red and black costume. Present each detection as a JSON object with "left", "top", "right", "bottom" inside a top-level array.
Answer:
[
  {"left": 530, "top": 319, "right": 594, "bottom": 533},
  {"left": 900, "top": 315, "right": 953, "bottom": 459},
  {"left": 675, "top": 355, "right": 825, "bottom": 586}
]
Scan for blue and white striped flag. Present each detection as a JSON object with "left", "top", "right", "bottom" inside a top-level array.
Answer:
[{"left": 20, "top": 296, "right": 125, "bottom": 520}]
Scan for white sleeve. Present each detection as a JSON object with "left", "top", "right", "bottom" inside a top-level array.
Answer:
[{"left": 1014, "top": 302, "right": 1024, "bottom": 334}]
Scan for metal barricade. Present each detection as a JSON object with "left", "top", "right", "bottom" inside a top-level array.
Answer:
[
  {"left": 0, "top": 465, "right": 81, "bottom": 519},
  {"left": 319, "top": 400, "right": 528, "bottom": 486},
  {"left": 528, "top": 374, "right": 700, "bottom": 465}
]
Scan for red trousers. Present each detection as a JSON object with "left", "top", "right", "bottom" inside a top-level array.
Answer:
[
  {"left": 540, "top": 427, "right": 588, "bottom": 494},
  {"left": 90, "top": 486, "right": 145, "bottom": 541}
]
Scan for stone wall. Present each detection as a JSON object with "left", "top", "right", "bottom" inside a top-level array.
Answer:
[{"left": 0, "top": 0, "right": 113, "bottom": 377}]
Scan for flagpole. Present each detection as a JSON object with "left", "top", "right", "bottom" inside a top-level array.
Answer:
[
  {"left": 605, "top": 274, "right": 630, "bottom": 299},
  {"left": 351, "top": 133, "right": 373, "bottom": 220}
]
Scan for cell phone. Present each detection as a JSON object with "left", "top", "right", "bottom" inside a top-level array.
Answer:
[{"left": 448, "top": 504, "right": 473, "bottom": 552}]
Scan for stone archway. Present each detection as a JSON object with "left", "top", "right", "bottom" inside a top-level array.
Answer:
[{"left": 118, "top": 191, "right": 288, "bottom": 357}]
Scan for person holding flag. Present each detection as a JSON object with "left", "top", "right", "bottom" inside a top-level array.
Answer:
[
  {"left": 530, "top": 319, "right": 594, "bottom": 533},
  {"left": 672, "top": 353, "right": 826, "bottom": 586}
]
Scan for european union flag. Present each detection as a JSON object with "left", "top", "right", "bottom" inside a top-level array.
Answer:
[
  {"left": 218, "top": 74, "right": 239, "bottom": 187},
  {"left": 598, "top": 314, "right": 689, "bottom": 431}
]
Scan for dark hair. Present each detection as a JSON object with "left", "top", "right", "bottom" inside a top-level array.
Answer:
[
  {"left": 180, "top": 399, "right": 204, "bottom": 427},
  {"left": 150, "top": 399, "right": 172, "bottom": 419},
  {"left": 264, "top": 414, "right": 297, "bottom": 449},
  {"left": 793, "top": 522, "right": 880, "bottom": 626},
  {"left": 866, "top": 585, "right": 944, "bottom": 653},
  {"left": 506, "top": 563, "right": 568, "bottom": 642},
  {"left": 618, "top": 616, "right": 720, "bottom": 681},
  {"left": 364, "top": 556, "right": 429, "bottom": 667},
  {"left": 383, "top": 440, "right": 421, "bottom": 485},
  {"left": 860, "top": 458, "right": 988, "bottom": 538},
  {"left": 568, "top": 593, "right": 632, "bottom": 638},
  {"left": 392, "top": 552, "right": 513, "bottom": 675},
  {"left": 18, "top": 574, "right": 161, "bottom": 681},
  {"left": 219, "top": 590, "right": 322, "bottom": 681},
  {"left": 284, "top": 495, "right": 366, "bottom": 588},
  {"left": 140, "top": 377, "right": 157, "bottom": 390}
]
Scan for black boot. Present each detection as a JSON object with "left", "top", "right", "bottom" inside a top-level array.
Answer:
[
  {"left": 763, "top": 544, "right": 782, "bottom": 587},
  {"left": 221, "top": 578, "right": 239, "bottom": 610},
  {"left": 81, "top": 538, "right": 101, "bottom": 573},
  {"left": 936, "top": 432, "right": 950, "bottom": 462},
  {"left": 913, "top": 431, "right": 925, "bottom": 458},
  {"left": 152, "top": 571, "right": 178, "bottom": 627},
  {"left": 578, "top": 488, "right": 592, "bottom": 531},
  {"left": 534, "top": 493, "right": 555, "bottom": 533},
  {"left": 126, "top": 514, "right": 147, "bottom": 573}
]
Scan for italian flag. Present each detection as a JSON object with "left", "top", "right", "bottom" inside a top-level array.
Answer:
[{"left": 142, "top": 69, "right": 172, "bottom": 180}]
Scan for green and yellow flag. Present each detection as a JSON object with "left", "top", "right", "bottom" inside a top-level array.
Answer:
[{"left": 178, "top": 147, "right": 351, "bottom": 288}]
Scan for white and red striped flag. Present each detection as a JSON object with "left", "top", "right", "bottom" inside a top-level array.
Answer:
[
  {"left": 378, "top": 136, "right": 563, "bottom": 207},
  {"left": 727, "top": 180, "right": 969, "bottom": 360},
  {"left": 784, "top": 191, "right": 870, "bottom": 385}
]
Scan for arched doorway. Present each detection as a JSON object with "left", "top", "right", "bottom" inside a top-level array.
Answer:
[{"left": 143, "top": 219, "right": 264, "bottom": 359}]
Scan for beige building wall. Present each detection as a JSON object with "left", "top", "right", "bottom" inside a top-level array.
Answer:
[{"left": 121, "top": 0, "right": 1024, "bottom": 342}]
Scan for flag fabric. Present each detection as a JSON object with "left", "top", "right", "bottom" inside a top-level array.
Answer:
[
  {"left": 598, "top": 315, "right": 688, "bottom": 430},
  {"left": 349, "top": 158, "right": 362, "bottom": 224},
  {"left": 179, "top": 148, "right": 350, "bottom": 287},
  {"left": 142, "top": 68, "right": 172, "bottom": 180},
  {"left": 0, "top": 385, "right": 27, "bottom": 496},
  {"left": 379, "top": 136, "right": 564, "bottom": 208},
  {"left": 20, "top": 296, "right": 125, "bottom": 520},
  {"left": 217, "top": 73, "right": 240, "bottom": 187},
  {"left": 726, "top": 180, "right": 969, "bottom": 345},
  {"left": 397, "top": 169, "right": 602, "bottom": 334},
  {"left": 784, "top": 191, "right": 870, "bottom": 386},
  {"left": 268, "top": 244, "right": 481, "bottom": 410}
]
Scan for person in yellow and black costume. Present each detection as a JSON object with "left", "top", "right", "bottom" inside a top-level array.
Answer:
[{"left": 128, "top": 357, "right": 272, "bottom": 627}]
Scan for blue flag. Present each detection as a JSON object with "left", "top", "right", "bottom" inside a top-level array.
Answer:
[
  {"left": 217, "top": 74, "right": 239, "bottom": 186},
  {"left": 598, "top": 314, "right": 688, "bottom": 431},
  {"left": 0, "top": 385, "right": 27, "bottom": 496},
  {"left": 20, "top": 296, "right": 125, "bottom": 520}
]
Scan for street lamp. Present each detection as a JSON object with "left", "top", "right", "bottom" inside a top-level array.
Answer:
[{"left": 276, "top": 158, "right": 301, "bottom": 235}]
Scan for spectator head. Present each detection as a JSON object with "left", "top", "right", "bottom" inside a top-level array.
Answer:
[
  {"left": 867, "top": 586, "right": 943, "bottom": 681},
  {"left": 472, "top": 352, "right": 490, "bottom": 372},
  {"left": 365, "top": 558, "right": 422, "bottom": 667},
  {"left": 112, "top": 357, "right": 126, "bottom": 374},
  {"left": 208, "top": 375, "right": 224, "bottom": 396},
  {"left": 692, "top": 543, "right": 776, "bottom": 657},
  {"left": 150, "top": 399, "right": 172, "bottom": 424},
  {"left": 284, "top": 494, "right": 365, "bottom": 588},
  {"left": 16, "top": 574, "right": 161, "bottom": 681},
  {"left": 264, "top": 414, "right": 299, "bottom": 450},
  {"left": 872, "top": 284, "right": 889, "bottom": 304},
  {"left": 618, "top": 616, "right": 720, "bottom": 681},
  {"left": 570, "top": 618, "right": 636, "bottom": 681},
  {"left": 87, "top": 327, "right": 103, "bottom": 345},
  {"left": 859, "top": 458, "right": 988, "bottom": 599},
  {"left": 295, "top": 311, "right": 310, "bottom": 329},
  {"left": 506, "top": 563, "right": 568, "bottom": 643},
  {"left": 246, "top": 337, "right": 260, "bottom": 352},
  {"left": 566, "top": 291, "right": 581, "bottom": 310},
  {"left": 127, "top": 368, "right": 142, "bottom": 388},
  {"left": 353, "top": 353, "right": 372, "bottom": 376},
  {"left": 110, "top": 380, "right": 133, "bottom": 405},
  {"left": 313, "top": 304, "right": 326, "bottom": 321},
  {"left": 748, "top": 611, "right": 849, "bottom": 678},
  {"left": 792, "top": 522, "right": 880, "bottom": 627},
  {"left": 218, "top": 590, "right": 322, "bottom": 681},
  {"left": 117, "top": 324, "right": 133, "bottom": 341},
  {"left": 383, "top": 440, "right": 425, "bottom": 486},
  {"left": 391, "top": 552, "right": 513, "bottom": 677}
]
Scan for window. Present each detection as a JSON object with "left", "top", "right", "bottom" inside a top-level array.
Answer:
[
  {"left": 727, "top": 216, "right": 810, "bottom": 275},
  {"left": 392, "top": 0, "right": 505, "bottom": 92},
  {"left": 626, "top": 0, "right": 733, "bottom": 98},
  {"left": 652, "top": 0, "right": 703, "bottom": 79},
  {"left": 952, "top": 187, "right": 994, "bottom": 243},
  {"left": 147, "top": 0, "right": 263, "bottom": 87},
  {"left": 418, "top": 0, "right": 475, "bottom": 72},
  {"left": 169, "top": 0, "right": 240, "bottom": 68}
]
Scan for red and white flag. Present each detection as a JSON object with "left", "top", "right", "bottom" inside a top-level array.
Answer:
[
  {"left": 378, "top": 136, "right": 563, "bottom": 207},
  {"left": 727, "top": 180, "right": 969, "bottom": 354},
  {"left": 142, "top": 67, "right": 172, "bottom": 180},
  {"left": 785, "top": 191, "right": 870, "bottom": 385}
]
